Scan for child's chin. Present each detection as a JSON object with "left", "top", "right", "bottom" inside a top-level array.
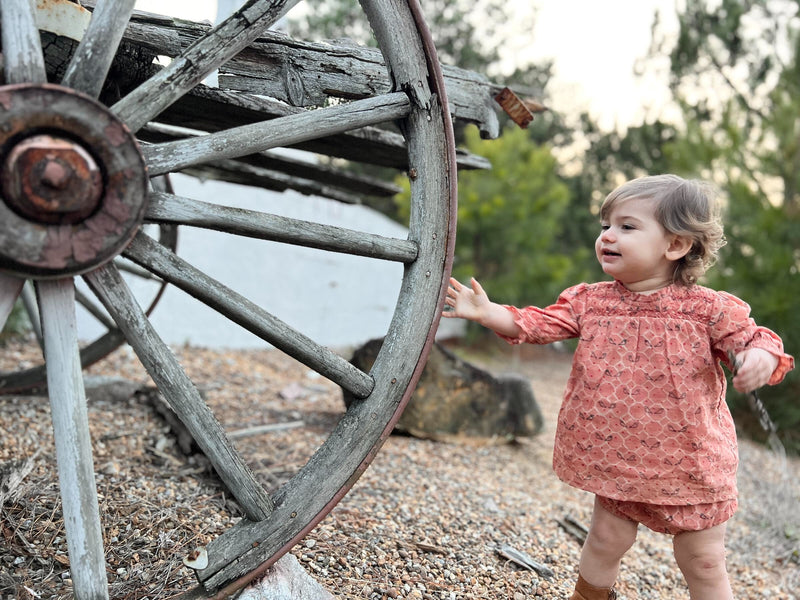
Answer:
[{"left": 600, "top": 264, "right": 616, "bottom": 276}]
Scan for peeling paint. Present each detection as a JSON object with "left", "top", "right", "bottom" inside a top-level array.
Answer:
[
  {"left": 104, "top": 122, "right": 128, "bottom": 147},
  {"left": 40, "top": 225, "right": 73, "bottom": 269}
]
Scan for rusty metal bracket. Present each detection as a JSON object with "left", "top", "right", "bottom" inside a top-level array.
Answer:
[{"left": 493, "top": 86, "right": 547, "bottom": 129}]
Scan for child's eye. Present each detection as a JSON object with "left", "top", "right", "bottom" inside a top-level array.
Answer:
[
  {"left": 621, "top": 224, "right": 635, "bottom": 230},
  {"left": 600, "top": 224, "right": 610, "bottom": 231}
]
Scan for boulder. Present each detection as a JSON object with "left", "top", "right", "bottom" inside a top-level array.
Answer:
[{"left": 343, "top": 339, "right": 544, "bottom": 443}]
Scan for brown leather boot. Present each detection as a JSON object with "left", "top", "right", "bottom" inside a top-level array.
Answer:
[{"left": 569, "top": 574, "right": 617, "bottom": 600}]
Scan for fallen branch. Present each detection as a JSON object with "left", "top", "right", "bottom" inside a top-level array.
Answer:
[{"left": 495, "top": 543, "right": 554, "bottom": 579}]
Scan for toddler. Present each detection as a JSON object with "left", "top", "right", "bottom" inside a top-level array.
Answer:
[{"left": 442, "top": 174, "right": 794, "bottom": 599}]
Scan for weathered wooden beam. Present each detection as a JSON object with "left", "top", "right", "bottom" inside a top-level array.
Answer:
[
  {"left": 178, "top": 162, "right": 362, "bottom": 204},
  {"left": 61, "top": 0, "right": 137, "bottom": 97},
  {"left": 86, "top": 2, "right": 503, "bottom": 138},
  {"left": 156, "top": 86, "right": 491, "bottom": 171},
  {"left": 181, "top": 161, "right": 388, "bottom": 204},
  {"left": 140, "top": 124, "right": 402, "bottom": 200},
  {"left": 112, "top": 0, "right": 304, "bottom": 132}
]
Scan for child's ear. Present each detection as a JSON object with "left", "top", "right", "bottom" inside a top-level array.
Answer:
[{"left": 665, "top": 235, "right": 693, "bottom": 261}]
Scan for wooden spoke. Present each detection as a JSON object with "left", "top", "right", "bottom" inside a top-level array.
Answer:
[
  {"left": 20, "top": 281, "right": 43, "bottom": 348},
  {"left": 36, "top": 278, "right": 109, "bottom": 600},
  {"left": 113, "top": 257, "right": 164, "bottom": 281},
  {"left": 83, "top": 263, "right": 275, "bottom": 522},
  {"left": 142, "top": 92, "right": 412, "bottom": 176},
  {"left": 61, "top": 0, "right": 137, "bottom": 98},
  {"left": 122, "top": 231, "right": 375, "bottom": 399},
  {"left": 112, "top": 0, "right": 302, "bottom": 133},
  {"left": 0, "top": 273, "right": 24, "bottom": 332},
  {"left": 140, "top": 124, "right": 403, "bottom": 200},
  {"left": 0, "top": 0, "right": 46, "bottom": 84},
  {"left": 145, "top": 191, "right": 418, "bottom": 262}
]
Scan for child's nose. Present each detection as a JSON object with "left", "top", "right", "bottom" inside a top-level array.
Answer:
[{"left": 600, "top": 228, "right": 615, "bottom": 242}]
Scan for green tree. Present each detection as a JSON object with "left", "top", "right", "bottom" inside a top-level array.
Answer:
[{"left": 397, "top": 126, "right": 591, "bottom": 310}]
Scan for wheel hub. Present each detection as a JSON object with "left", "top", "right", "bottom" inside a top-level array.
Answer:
[
  {"left": 2, "top": 134, "right": 104, "bottom": 224},
  {"left": 0, "top": 83, "right": 148, "bottom": 278}
]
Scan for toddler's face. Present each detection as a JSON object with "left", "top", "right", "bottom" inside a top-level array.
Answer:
[{"left": 595, "top": 198, "right": 677, "bottom": 291}]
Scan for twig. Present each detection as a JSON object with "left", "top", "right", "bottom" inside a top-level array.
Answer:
[
  {"left": 227, "top": 420, "right": 305, "bottom": 440},
  {"left": 414, "top": 541, "right": 448, "bottom": 555},
  {"left": 495, "top": 543, "right": 555, "bottom": 579}
]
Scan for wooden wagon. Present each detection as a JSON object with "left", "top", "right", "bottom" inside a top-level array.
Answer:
[{"left": 0, "top": 0, "right": 535, "bottom": 597}]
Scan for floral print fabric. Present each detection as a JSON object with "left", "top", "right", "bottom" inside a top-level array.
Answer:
[{"left": 499, "top": 280, "right": 794, "bottom": 505}]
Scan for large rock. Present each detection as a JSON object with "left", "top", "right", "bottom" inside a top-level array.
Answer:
[{"left": 343, "top": 338, "right": 544, "bottom": 443}]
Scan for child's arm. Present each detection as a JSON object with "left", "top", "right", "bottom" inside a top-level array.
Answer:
[
  {"left": 441, "top": 277, "right": 522, "bottom": 338},
  {"left": 732, "top": 348, "right": 780, "bottom": 393}
]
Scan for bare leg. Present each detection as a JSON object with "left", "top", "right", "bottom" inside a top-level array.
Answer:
[
  {"left": 673, "top": 523, "right": 733, "bottom": 600},
  {"left": 578, "top": 496, "right": 639, "bottom": 587}
]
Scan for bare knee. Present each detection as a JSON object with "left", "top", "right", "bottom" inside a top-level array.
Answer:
[
  {"left": 584, "top": 499, "right": 638, "bottom": 559},
  {"left": 673, "top": 528, "right": 729, "bottom": 584},
  {"left": 584, "top": 518, "right": 637, "bottom": 558}
]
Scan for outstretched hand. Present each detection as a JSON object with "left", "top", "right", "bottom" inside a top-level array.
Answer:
[
  {"left": 442, "top": 277, "right": 522, "bottom": 337},
  {"left": 442, "top": 277, "right": 490, "bottom": 322}
]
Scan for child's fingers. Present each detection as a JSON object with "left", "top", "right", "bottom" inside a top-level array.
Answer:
[
  {"left": 446, "top": 279, "right": 461, "bottom": 296},
  {"left": 470, "top": 277, "right": 485, "bottom": 296}
]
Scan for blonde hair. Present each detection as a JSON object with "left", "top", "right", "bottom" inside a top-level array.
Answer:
[{"left": 599, "top": 174, "right": 726, "bottom": 286}]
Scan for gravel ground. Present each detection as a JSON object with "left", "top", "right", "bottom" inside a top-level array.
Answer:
[{"left": 0, "top": 337, "right": 798, "bottom": 599}]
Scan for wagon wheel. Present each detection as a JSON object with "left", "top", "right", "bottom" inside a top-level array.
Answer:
[{"left": 0, "top": 0, "right": 456, "bottom": 598}]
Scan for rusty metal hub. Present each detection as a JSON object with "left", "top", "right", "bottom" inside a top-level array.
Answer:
[
  {"left": 0, "top": 83, "right": 148, "bottom": 278},
  {"left": 2, "top": 134, "right": 103, "bottom": 224}
]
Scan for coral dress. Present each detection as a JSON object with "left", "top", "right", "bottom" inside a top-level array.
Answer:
[{"left": 499, "top": 281, "right": 794, "bottom": 505}]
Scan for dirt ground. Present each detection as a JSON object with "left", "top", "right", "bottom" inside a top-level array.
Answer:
[{"left": 0, "top": 337, "right": 798, "bottom": 599}]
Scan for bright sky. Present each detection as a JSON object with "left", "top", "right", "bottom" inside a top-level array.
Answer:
[
  {"left": 523, "top": 1, "right": 680, "bottom": 131},
  {"left": 132, "top": 0, "right": 679, "bottom": 132}
]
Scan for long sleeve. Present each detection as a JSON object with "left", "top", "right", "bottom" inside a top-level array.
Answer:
[
  {"left": 497, "top": 284, "right": 585, "bottom": 346},
  {"left": 709, "top": 291, "right": 794, "bottom": 385}
]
